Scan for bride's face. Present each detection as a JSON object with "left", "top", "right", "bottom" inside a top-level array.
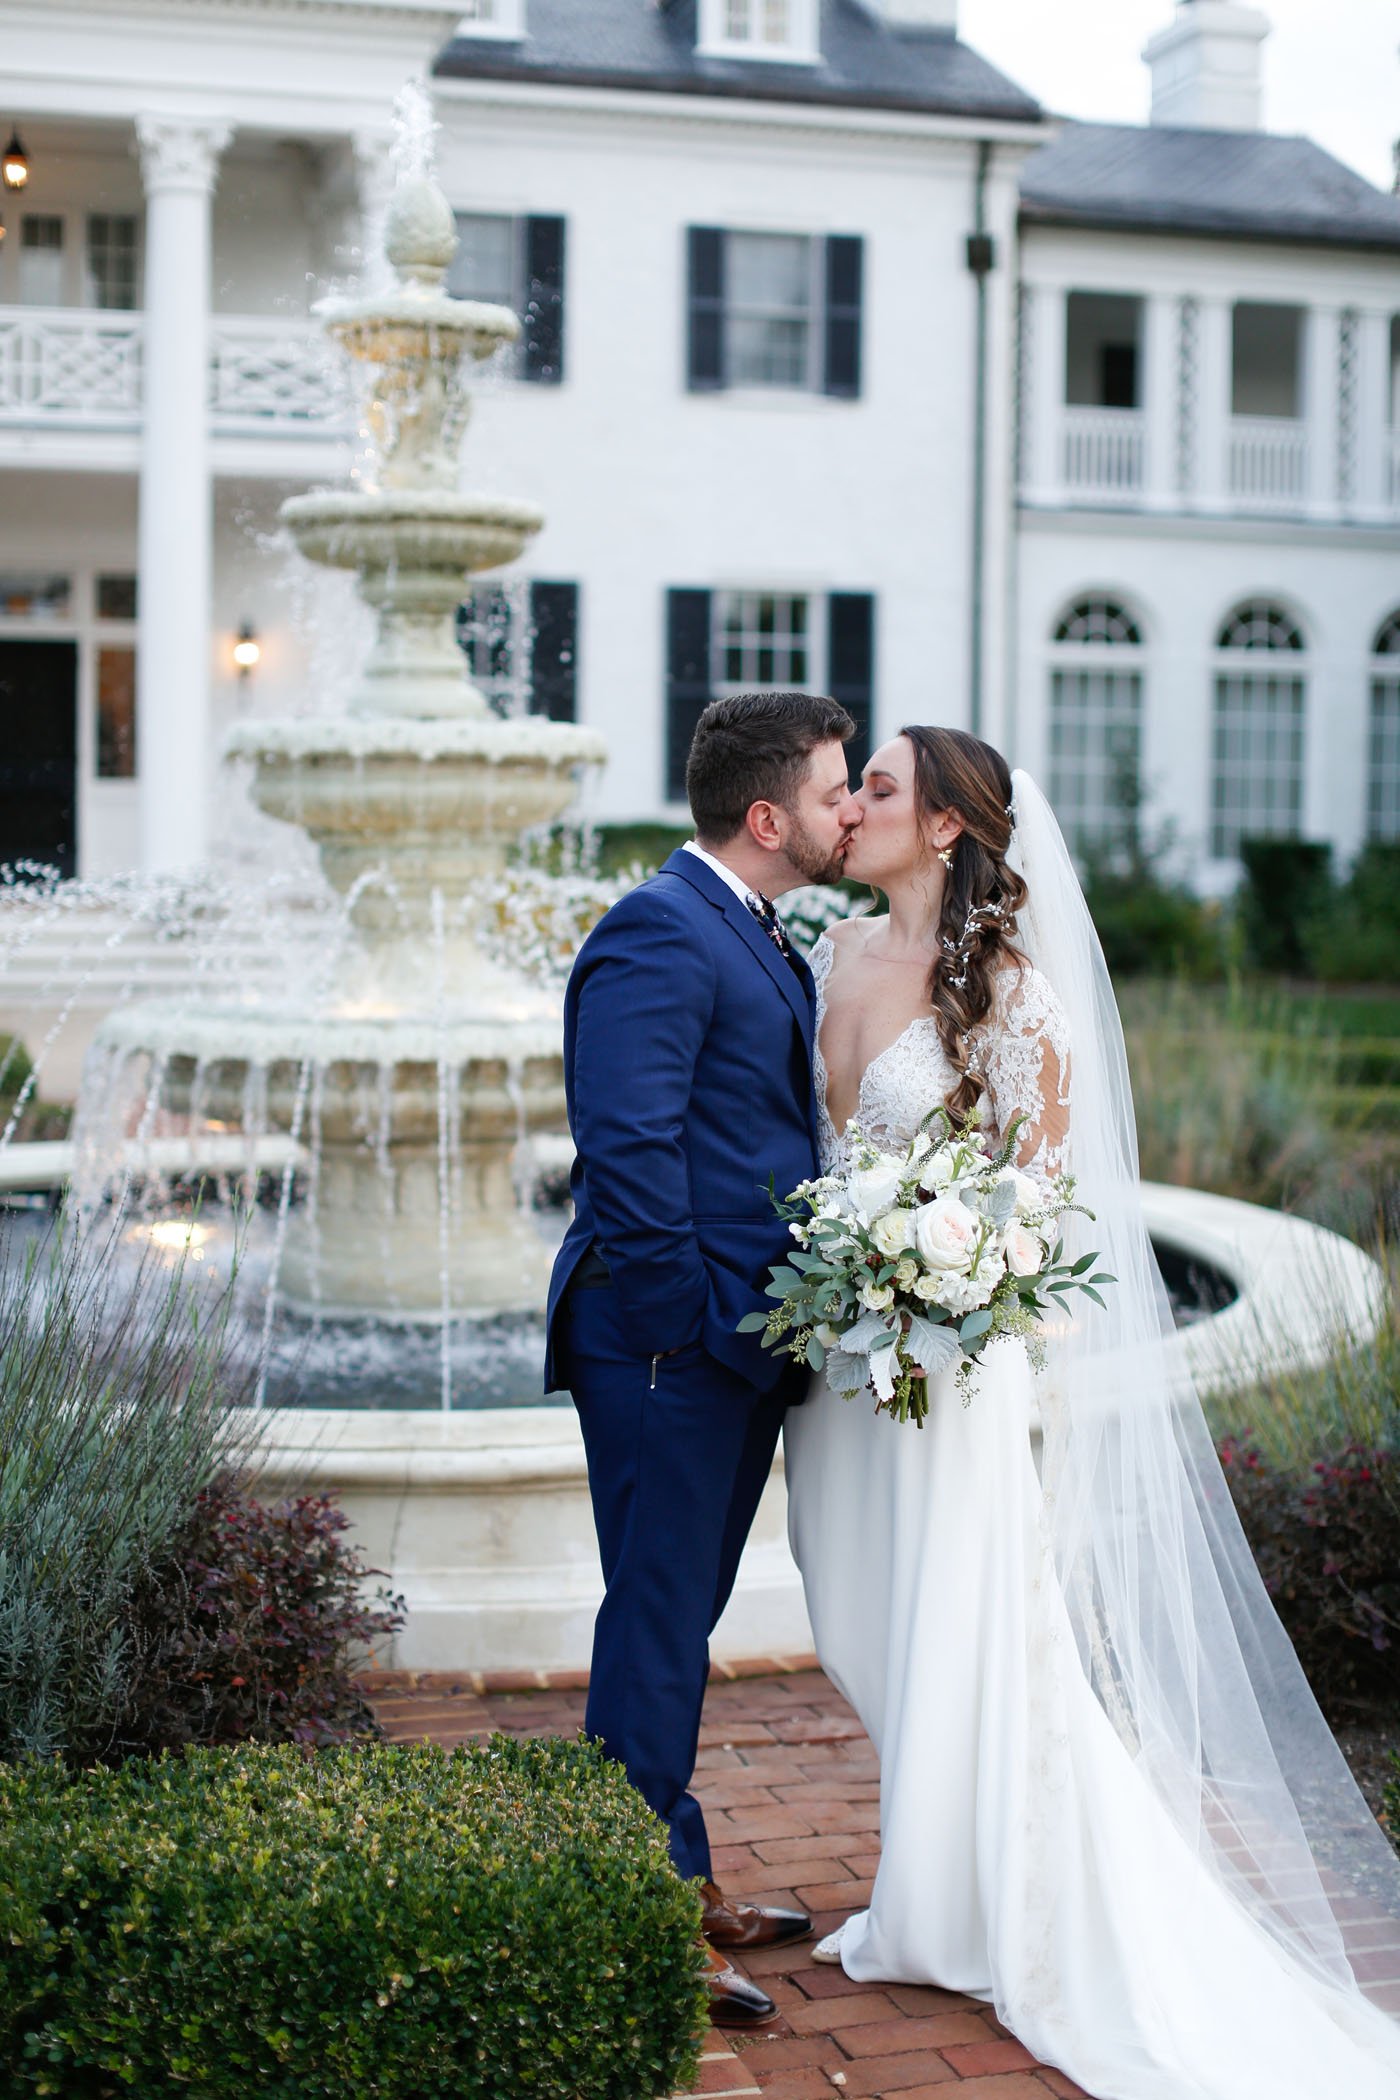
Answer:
[{"left": 843, "top": 735, "right": 937, "bottom": 890}]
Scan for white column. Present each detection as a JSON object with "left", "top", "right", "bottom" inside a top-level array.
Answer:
[
  {"left": 1303, "top": 304, "right": 1341, "bottom": 520},
  {"left": 1196, "top": 295, "right": 1232, "bottom": 511},
  {"left": 135, "top": 114, "right": 231, "bottom": 874},
  {"left": 1142, "top": 291, "right": 1180, "bottom": 510},
  {"left": 1355, "top": 309, "right": 1392, "bottom": 522},
  {"left": 1023, "top": 281, "right": 1066, "bottom": 506}
]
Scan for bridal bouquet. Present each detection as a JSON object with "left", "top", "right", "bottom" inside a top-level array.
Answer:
[{"left": 739, "top": 1110, "right": 1114, "bottom": 1425}]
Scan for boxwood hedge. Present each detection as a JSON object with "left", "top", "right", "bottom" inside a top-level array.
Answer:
[{"left": 0, "top": 1735, "right": 707, "bottom": 2098}]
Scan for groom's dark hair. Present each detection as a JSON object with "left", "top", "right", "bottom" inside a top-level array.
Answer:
[{"left": 687, "top": 691, "right": 854, "bottom": 844}]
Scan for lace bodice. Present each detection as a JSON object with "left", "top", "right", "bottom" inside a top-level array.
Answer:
[{"left": 810, "top": 933, "right": 1071, "bottom": 1186}]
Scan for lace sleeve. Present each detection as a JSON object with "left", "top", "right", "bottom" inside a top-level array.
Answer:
[{"left": 971, "top": 964, "right": 1071, "bottom": 1187}]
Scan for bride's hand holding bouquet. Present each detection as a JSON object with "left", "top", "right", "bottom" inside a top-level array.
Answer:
[{"left": 739, "top": 1108, "right": 1114, "bottom": 1426}]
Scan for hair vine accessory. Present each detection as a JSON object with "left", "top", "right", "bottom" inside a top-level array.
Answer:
[{"left": 940, "top": 898, "right": 1008, "bottom": 991}]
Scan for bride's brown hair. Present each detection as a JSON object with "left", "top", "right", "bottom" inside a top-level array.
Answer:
[{"left": 900, "top": 724, "right": 1028, "bottom": 1126}]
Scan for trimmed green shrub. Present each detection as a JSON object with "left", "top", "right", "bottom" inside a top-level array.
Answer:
[
  {"left": 1238, "top": 837, "right": 1332, "bottom": 974},
  {"left": 1081, "top": 862, "right": 1228, "bottom": 980},
  {"left": 121, "top": 1482, "right": 404, "bottom": 1754},
  {"left": 0, "top": 1736, "right": 708, "bottom": 2100},
  {"left": 0, "top": 1034, "right": 34, "bottom": 1106},
  {"left": 1303, "top": 843, "right": 1400, "bottom": 985},
  {"left": 0, "top": 1222, "right": 255, "bottom": 1762}
]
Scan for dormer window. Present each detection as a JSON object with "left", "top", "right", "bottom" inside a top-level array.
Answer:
[
  {"left": 454, "top": 0, "right": 523, "bottom": 38},
  {"left": 698, "top": 0, "right": 819, "bottom": 63}
]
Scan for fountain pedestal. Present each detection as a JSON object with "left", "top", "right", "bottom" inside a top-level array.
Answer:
[{"left": 86, "top": 173, "right": 605, "bottom": 1348}]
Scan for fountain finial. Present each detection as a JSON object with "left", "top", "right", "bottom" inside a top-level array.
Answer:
[{"left": 384, "top": 176, "right": 459, "bottom": 287}]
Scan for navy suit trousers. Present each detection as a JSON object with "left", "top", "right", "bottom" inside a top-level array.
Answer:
[{"left": 558, "top": 1281, "right": 787, "bottom": 1884}]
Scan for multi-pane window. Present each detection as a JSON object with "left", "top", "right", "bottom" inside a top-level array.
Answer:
[
  {"left": 701, "top": 0, "right": 816, "bottom": 55},
  {"left": 714, "top": 591, "right": 811, "bottom": 691},
  {"left": 447, "top": 211, "right": 566, "bottom": 385},
  {"left": 86, "top": 215, "right": 138, "bottom": 310},
  {"left": 727, "top": 234, "right": 816, "bottom": 389},
  {"left": 1210, "top": 600, "right": 1306, "bottom": 858},
  {"left": 454, "top": 0, "right": 523, "bottom": 30},
  {"left": 687, "top": 229, "right": 862, "bottom": 398},
  {"left": 19, "top": 216, "right": 64, "bottom": 305},
  {"left": 456, "top": 580, "right": 578, "bottom": 721},
  {"left": 1368, "top": 612, "right": 1400, "bottom": 841},
  {"left": 1047, "top": 597, "right": 1144, "bottom": 853}
]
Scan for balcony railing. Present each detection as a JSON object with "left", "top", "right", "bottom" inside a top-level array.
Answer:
[
  {"left": 1228, "top": 415, "right": 1309, "bottom": 512},
  {"left": 0, "top": 306, "right": 350, "bottom": 436},
  {"left": 1061, "top": 406, "right": 1145, "bottom": 500},
  {"left": 0, "top": 306, "right": 142, "bottom": 423}
]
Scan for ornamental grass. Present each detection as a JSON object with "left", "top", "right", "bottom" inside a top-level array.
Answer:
[
  {"left": 0, "top": 1735, "right": 709, "bottom": 2100},
  {"left": 0, "top": 1220, "right": 256, "bottom": 1763}
]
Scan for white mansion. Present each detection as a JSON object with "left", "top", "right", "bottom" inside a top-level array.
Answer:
[{"left": 2, "top": 0, "right": 1398, "bottom": 895}]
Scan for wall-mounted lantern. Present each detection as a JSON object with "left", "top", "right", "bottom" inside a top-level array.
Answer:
[
  {"left": 232, "top": 621, "right": 261, "bottom": 678},
  {"left": 2, "top": 132, "right": 30, "bottom": 192}
]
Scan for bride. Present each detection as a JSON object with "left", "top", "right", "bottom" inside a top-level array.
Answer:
[{"left": 783, "top": 723, "right": 1400, "bottom": 2100}]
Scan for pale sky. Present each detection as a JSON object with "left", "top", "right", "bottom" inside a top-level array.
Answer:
[{"left": 959, "top": 0, "right": 1400, "bottom": 194}]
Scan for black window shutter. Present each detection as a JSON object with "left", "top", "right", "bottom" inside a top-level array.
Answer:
[
  {"left": 666, "top": 588, "right": 713, "bottom": 801},
  {"left": 687, "top": 227, "right": 726, "bottom": 392},
  {"left": 824, "top": 235, "right": 864, "bottom": 400},
  {"left": 827, "top": 592, "right": 874, "bottom": 777},
  {"left": 523, "top": 215, "right": 566, "bottom": 385},
  {"left": 529, "top": 581, "right": 578, "bottom": 721}
]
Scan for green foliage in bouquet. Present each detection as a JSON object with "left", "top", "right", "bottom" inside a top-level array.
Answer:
[
  {"left": 741, "top": 1107, "right": 1114, "bottom": 1426},
  {"left": 0, "top": 1735, "right": 709, "bottom": 2100}
]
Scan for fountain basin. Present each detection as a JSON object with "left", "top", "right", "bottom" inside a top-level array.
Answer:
[
  {"left": 280, "top": 490, "right": 544, "bottom": 578},
  {"left": 245, "top": 1186, "right": 1388, "bottom": 1671}
]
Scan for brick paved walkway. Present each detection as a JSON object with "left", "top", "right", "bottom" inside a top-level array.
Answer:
[
  {"left": 368, "top": 1661, "right": 1088, "bottom": 2099},
  {"left": 368, "top": 1659, "right": 1400, "bottom": 2100}
]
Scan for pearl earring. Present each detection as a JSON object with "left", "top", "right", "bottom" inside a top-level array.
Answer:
[{"left": 937, "top": 844, "right": 955, "bottom": 870}]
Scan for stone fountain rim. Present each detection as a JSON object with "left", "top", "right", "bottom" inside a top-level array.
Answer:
[
  {"left": 281, "top": 489, "right": 546, "bottom": 528},
  {"left": 91, "top": 1000, "right": 568, "bottom": 1068},
  {"left": 318, "top": 293, "right": 521, "bottom": 344},
  {"left": 223, "top": 717, "right": 608, "bottom": 765}
]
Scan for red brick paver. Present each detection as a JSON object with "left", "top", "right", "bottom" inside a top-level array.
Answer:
[{"left": 362, "top": 1664, "right": 1400, "bottom": 2100}]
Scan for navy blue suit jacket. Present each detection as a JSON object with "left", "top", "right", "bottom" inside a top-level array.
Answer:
[{"left": 545, "top": 848, "right": 820, "bottom": 1395}]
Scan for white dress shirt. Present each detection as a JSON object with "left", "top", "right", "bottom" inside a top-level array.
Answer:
[{"left": 682, "top": 838, "right": 765, "bottom": 908}]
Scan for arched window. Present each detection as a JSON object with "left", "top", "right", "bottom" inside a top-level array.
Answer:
[
  {"left": 1211, "top": 599, "right": 1307, "bottom": 858},
  {"left": 1047, "top": 596, "right": 1144, "bottom": 852},
  {"left": 1369, "top": 612, "right": 1400, "bottom": 841}
]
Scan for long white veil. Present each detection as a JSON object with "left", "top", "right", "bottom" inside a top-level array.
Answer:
[{"left": 1008, "top": 768, "right": 1400, "bottom": 2024}]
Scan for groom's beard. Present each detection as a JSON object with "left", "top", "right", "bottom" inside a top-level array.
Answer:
[{"left": 783, "top": 815, "right": 854, "bottom": 887}]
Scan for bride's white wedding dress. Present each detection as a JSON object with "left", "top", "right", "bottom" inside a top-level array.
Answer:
[{"left": 784, "top": 932, "right": 1400, "bottom": 2100}]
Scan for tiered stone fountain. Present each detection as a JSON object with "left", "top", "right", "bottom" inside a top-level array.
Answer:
[{"left": 86, "top": 174, "right": 605, "bottom": 1331}]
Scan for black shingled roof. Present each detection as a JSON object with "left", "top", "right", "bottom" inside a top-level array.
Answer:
[
  {"left": 434, "top": 0, "right": 1043, "bottom": 125},
  {"left": 1020, "top": 121, "right": 1400, "bottom": 255}
]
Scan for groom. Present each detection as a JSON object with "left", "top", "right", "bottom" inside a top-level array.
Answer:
[{"left": 546, "top": 691, "right": 859, "bottom": 2025}]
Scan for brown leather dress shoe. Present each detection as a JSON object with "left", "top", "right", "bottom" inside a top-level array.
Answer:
[
  {"left": 702, "top": 1879, "right": 813, "bottom": 1951},
  {"left": 705, "top": 1943, "right": 779, "bottom": 2028}
]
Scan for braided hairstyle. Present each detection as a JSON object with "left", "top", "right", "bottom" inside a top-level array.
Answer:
[{"left": 900, "top": 724, "right": 1027, "bottom": 1126}]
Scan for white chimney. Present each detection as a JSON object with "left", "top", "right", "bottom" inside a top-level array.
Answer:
[
  {"left": 879, "top": 0, "right": 958, "bottom": 32},
  {"left": 1143, "top": 1, "right": 1270, "bottom": 132}
]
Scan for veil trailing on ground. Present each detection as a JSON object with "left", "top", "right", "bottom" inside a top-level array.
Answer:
[{"left": 1007, "top": 768, "right": 1400, "bottom": 2036}]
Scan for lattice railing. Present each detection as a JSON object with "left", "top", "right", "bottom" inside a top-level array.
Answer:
[
  {"left": 0, "top": 307, "right": 143, "bottom": 423},
  {"left": 208, "top": 317, "right": 351, "bottom": 431},
  {"left": 0, "top": 306, "right": 350, "bottom": 436}
]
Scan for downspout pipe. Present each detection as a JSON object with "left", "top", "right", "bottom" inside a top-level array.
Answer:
[{"left": 966, "top": 140, "right": 995, "bottom": 739}]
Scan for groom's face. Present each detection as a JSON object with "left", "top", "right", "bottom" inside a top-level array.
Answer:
[{"left": 778, "top": 740, "right": 862, "bottom": 886}]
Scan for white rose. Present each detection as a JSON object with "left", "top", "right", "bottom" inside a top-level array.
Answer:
[
  {"left": 1003, "top": 1224, "right": 1045, "bottom": 1278},
  {"left": 912, "top": 1197, "right": 978, "bottom": 1273},
  {"left": 848, "top": 1154, "right": 906, "bottom": 1221},
  {"left": 893, "top": 1256, "right": 919, "bottom": 1290},
  {"left": 870, "top": 1207, "right": 916, "bottom": 1259},
  {"left": 860, "top": 1282, "right": 896, "bottom": 1312},
  {"left": 913, "top": 1271, "right": 948, "bottom": 1304}
]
